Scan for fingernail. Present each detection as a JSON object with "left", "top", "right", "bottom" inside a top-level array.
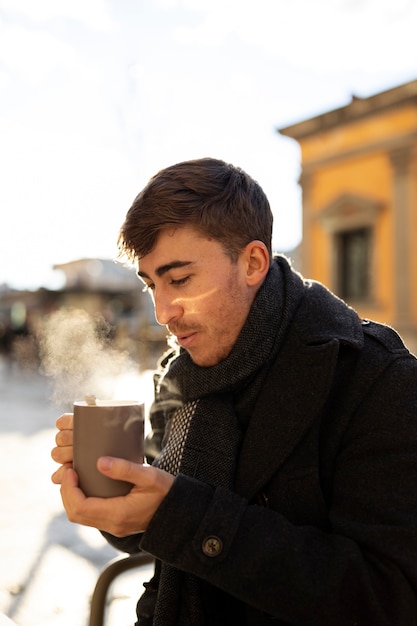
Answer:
[{"left": 98, "top": 456, "right": 113, "bottom": 471}]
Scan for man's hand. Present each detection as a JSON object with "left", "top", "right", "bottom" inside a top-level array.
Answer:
[
  {"left": 51, "top": 414, "right": 174, "bottom": 535},
  {"left": 58, "top": 458, "right": 174, "bottom": 536}
]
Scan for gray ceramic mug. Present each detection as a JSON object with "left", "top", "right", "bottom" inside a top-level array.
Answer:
[{"left": 73, "top": 400, "right": 144, "bottom": 498}]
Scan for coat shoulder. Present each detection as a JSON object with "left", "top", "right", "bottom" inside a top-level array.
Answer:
[{"left": 361, "top": 319, "right": 413, "bottom": 356}]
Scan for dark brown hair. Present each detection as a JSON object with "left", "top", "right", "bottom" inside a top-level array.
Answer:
[{"left": 118, "top": 157, "right": 273, "bottom": 263}]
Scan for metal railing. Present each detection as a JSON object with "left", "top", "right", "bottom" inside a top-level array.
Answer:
[{"left": 89, "top": 553, "right": 154, "bottom": 626}]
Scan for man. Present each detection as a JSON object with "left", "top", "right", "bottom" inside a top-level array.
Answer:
[{"left": 52, "top": 157, "right": 417, "bottom": 625}]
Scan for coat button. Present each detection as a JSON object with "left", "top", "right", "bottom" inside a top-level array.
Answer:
[{"left": 202, "top": 536, "right": 223, "bottom": 557}]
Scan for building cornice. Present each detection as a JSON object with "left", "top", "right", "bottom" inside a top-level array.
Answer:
[{"left": 278, "top": 79, "right": 417, "bottom": 140}]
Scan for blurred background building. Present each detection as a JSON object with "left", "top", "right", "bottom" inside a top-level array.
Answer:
[
  {"left": 279, "top": 77, "right": 417, "bottom": 354},
  {"left": 0, "top": 258, "right": 165, "bottom": 372}
]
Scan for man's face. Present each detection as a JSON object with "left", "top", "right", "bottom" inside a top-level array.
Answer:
[{"left": 137, "top": 226, "right": 256, "bottom": 367}]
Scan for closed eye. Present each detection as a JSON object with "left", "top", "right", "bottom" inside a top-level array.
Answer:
[
  {"left": 170, "top": 276, "right": 190, "bottom": 287},
  {"left": 142, "top": 283, "right": 154, "bottom": 293}
]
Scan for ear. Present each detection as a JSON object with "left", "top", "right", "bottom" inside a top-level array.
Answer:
[{"left": 242, "top": 241, "right": 270, "bottom": 287}]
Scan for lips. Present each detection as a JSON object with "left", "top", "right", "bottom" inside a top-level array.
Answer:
[
  {"left": 176, "top": 332, "right": 197, "bottom": 348},
  {"left": 168, "top": 323, "right": 200, "bottom": 349}
]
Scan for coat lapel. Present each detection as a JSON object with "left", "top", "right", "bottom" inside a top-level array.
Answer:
[{"left": 235, "top": 336, "right": 340, "bottom": 500}]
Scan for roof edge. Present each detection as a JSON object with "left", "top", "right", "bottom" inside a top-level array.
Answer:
[{"left": 278, "top": 78, "right": 417, "bottom": 140}]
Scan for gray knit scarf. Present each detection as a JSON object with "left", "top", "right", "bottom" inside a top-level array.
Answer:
[{"left": 138, "top": 258, "right": 291, "bottom": 626}]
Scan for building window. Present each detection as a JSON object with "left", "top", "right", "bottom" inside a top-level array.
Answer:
[{"left": 336, "top": 227, "right": 371, "bottom": 300}]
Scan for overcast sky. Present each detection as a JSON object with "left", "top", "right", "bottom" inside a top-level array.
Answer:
[{"left": 0, "top": 0, "right": 416, "bottom": 290}]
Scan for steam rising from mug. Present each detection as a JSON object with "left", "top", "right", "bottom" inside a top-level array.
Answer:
[{"left": 39, "top": 308, "right": 138, "bottom": 406}]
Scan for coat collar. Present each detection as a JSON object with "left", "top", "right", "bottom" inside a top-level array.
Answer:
[{"left": 235, "top": 260, "right": 364, "bottom": 499}]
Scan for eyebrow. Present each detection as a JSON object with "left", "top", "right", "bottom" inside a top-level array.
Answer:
[{"left": 137, "top": 260, "right": 193, "bottom": 280}]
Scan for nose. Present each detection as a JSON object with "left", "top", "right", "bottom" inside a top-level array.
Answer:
[{"left": 153, "top": 290, "right": 183, "bottom": 326}]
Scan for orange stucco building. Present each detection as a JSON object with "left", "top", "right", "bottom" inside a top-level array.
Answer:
[{"left": 279, "top": 78, "right": 417, "bottom": 353}]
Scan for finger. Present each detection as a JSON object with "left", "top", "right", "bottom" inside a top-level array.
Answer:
[
  {"left": 51, "top": 462, "right": 72, "bottom": 484},
  {"left": 56, "top": 413, "right": 73, "bottom": 430},
  {"left": 97, "top": 457, "right": 148, "bottom": 485},
  {"left": 55, "top": 429, "right": 73, "bottom": 447},
  {"left": 51, "top": 445, "right": 73, "bottom": 465},
  {"left": 97, "top": 457, "right": 174, "bottom": 496},
  {"left": 61, "top": 466, "right": 79, "bottom": 489}
]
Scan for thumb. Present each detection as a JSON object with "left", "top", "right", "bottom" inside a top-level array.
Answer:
[
  {"left": 97, "top": 457, "right": 173, "bottom": 494},
  {"left": 97, "top": 456, "right": 145, "bottom": 484}
]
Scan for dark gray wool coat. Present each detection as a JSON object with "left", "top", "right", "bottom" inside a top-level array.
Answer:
[{"left": 105, "top": 257, "right": 417, "bottom": 625}]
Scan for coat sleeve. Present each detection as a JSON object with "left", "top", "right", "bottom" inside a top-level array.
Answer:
[{"left": 139, "top": 351, "right": 417, "bottom": 625}]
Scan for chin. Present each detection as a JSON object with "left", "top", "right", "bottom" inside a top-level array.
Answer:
[{"left": 189, "top": 349, "right": 229, "bottom": 368}]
